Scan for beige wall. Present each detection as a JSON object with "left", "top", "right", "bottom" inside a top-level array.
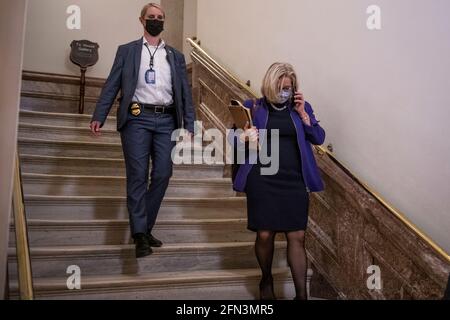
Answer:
[
  {"left": 24, "top": 0, "right": 190, "bottom": 78},
  {"left": 197, "top": 0, "right": 450, "bottom": 253},
  {"left": 0, "top": 0, "right": 27, "bottom": 299},
  {"left": 161, "top": 0, "right": 184, "bottom": 53},
  {"left": 183, "top": 0, "right": 198, "bottom": 63},
  {"left": 23, "top": 0, "right": 163, "bottom": 78}
]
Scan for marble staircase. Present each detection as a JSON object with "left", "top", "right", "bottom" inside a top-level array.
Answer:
[{"left": 9, "top": 107, "right": 300, "bottom": 300}]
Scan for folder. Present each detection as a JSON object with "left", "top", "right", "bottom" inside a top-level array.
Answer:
[{"left": 228, "top": 100, "right": 253, "bottom": 129}]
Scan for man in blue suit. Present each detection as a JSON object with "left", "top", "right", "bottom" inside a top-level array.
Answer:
[{"left": 90, "top": 3, "right": 195, "bottom": 258}]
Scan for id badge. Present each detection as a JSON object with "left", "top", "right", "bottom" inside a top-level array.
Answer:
[{"left": 145, "top": 69, "right": 156, "bottom": 84}]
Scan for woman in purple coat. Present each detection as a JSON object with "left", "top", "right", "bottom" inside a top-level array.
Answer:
[{"left": 232, "top": 63, "right": 325, "bottom": 300}]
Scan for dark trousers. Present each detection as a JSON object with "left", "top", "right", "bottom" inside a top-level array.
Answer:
[{"left": 120, "top": 111, "right": 176, "bottom": 236}]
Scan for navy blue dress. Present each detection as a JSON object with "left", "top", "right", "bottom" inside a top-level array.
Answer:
[{"left": 245, "top": 103, "right": 309, "bottom": 232}]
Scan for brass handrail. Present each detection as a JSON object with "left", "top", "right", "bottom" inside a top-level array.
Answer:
[
  {"left": 187, "top": 37, "right": 450, "bottom": 263},
  {"left": 186, "top": 38, "right": 258, "bottom": 98},
  {"left": 12, "top": 150, "right": 34, "bottom": 299}
]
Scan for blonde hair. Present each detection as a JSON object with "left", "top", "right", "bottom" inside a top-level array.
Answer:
[
  {"left": 140, "top": 3, "right": 165, "bottom": 19},
  {"left": 261, "top": 62, "right": 298, "bottom": 103}
]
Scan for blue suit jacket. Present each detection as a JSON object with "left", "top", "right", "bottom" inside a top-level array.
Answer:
[
  {"left": 231, "top": 98, "right": 326, "bottom": 193},
  {"left": 92, "top": 38, "right": 195, "bottom": 133}
]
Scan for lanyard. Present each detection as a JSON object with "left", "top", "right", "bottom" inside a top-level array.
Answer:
[{"left": 144, "top": 40, "right": 161, "bottom": 70}]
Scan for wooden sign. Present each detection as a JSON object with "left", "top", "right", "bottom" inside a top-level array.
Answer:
[
  {"left": 69, "top": 40, "right": 99, "bottom": 114},
  {"left": 70, "top": 40, "right": 99, "bottom": 68}
]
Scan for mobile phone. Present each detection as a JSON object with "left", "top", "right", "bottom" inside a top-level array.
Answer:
[{"left": 292, "top": 83, "right": 298, "bottom": 105}]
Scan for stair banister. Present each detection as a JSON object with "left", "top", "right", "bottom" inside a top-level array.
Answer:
[{"left": 12, "top": 150, "right": 34, "bottom": 300}]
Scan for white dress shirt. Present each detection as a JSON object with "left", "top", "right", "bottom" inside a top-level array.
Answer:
[{"left": 132, "top": 38, "right": 173, "bottom": 105}]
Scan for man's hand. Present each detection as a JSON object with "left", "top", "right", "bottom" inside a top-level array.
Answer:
[
  {"left": 179, "top": 131, "right": 193, "bottom": 144},
  {"left": 90, "top": 121, "right": 102, "bottom": 136}
]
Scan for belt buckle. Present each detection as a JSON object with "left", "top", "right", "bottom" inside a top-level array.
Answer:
[{"left": 154, "top": 106, "right": 164, "bottom": 114}]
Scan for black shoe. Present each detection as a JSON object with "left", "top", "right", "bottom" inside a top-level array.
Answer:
[
  {"left": 133, "top": 233, "right": 152, "bottom": 258},
  {"left": 293, "top": 296, "right": 307, "bottom": 301},
  {"left": 146, "top": 233, "right": 163, "bottom": 247}
]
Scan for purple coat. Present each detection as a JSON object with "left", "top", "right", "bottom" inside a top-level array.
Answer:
[{"left": 231, "top": 98, "right": 326, "bottom": 193}]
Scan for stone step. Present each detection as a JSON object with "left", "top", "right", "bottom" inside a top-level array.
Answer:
[
  {"left": 22, "top": 174, "right": 235, "bottom": 197},
  {"left": 9, "top": 268, "right": 295, "bottom": 300},
  {"left": 19, "top": 138, "right": 124, "bottom": 158},
  {"left": 8, "top": 242, "right": 288, "bottom": 278},
  {"left": 24, "top": 195, "right": 247, "bottom": 220},
  {"left": 20, "top": 93, "right": 118, "bottom": 116},
  {"left": 10, "top": 218, "right": 263, "bottom": 246},
  {"left": 20, "top": 76, "right": 104, "bottom": 98},
  {"left": 18, "top": 123, "right": 209, "bottom": 148},
  {"left": 19, "top": 123, "right": 121, "bottom": 143},
  {"left": 18, "top": 138, "right": 211, "bottom": 160},
  {"left": 19, "top": 110, "right": 117, "bottom": 130},
  {"left": 20, "top": 154, "right": 225, "bottom": 178}
]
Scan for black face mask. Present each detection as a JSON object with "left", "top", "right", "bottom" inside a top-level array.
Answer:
[{"left": 145, "top": 19, "right": 164, "bottom": 37}]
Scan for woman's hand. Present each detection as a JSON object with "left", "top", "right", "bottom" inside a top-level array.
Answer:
[
  {"left": 239, "top": 121, "right": 259, "bottom": 143},
  {"left": 293, "top": 91, "right": 311, "bottom": 125}
]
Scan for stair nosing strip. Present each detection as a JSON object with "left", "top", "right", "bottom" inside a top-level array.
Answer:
[
  {"left": 20, "top": 109, "right": 117, "bottom": 121},
  {"left": 8, "top": 242, "right": 287, "bottom": 258},
  {"left": 10, "top": 268, "right": 292, "bottom": 291},
  {"left": 18, "top": 137, "right": 122, "bottom": 147},
  {"left": 24, "top": 218, "right": 247, "bottom": 225},
  {"left": 19, "top": 122, "right": 118, "bottom": 133},
  {"left": 22, "top": 172, "right": 232, "bottom": 183},
  {"left": 24, "top": 194, "right": 244, "bottom": 201},
  {"left": 19, "top": 154, "right": 225, "bottom": 168}
]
